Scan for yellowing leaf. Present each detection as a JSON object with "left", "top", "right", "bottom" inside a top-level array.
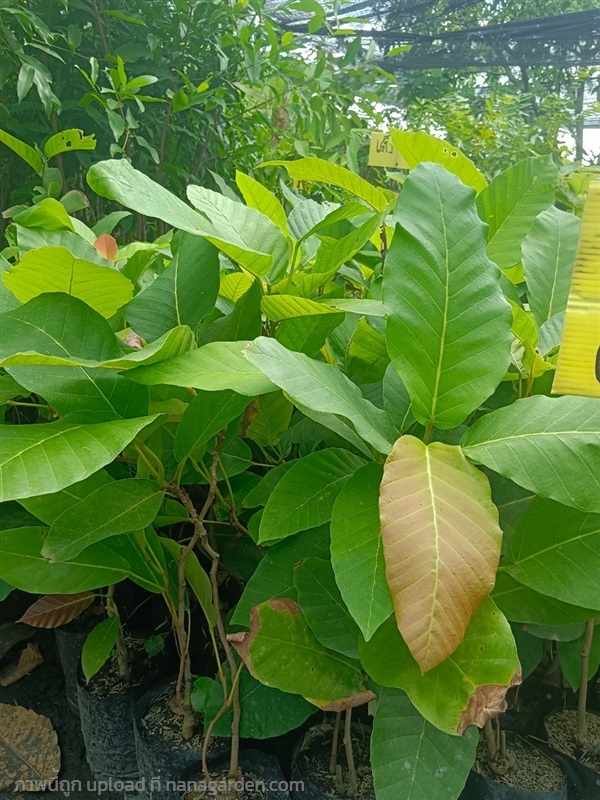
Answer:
[
  {"left": 3, "top": 246, "right": 133, "bottom": 318},
  {"left": 379, "top": 436, "right": 502, "bottom": 672},
  {"left": 263, "top": 158, "right": 389, "bottom": 212},
  {"left": 220, "top": 272, "right": 254, "bottom": 301},
  {"left": 390, "top": 129, "right": 487, "bottom": 193}
]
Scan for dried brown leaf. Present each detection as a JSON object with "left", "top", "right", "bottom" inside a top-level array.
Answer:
[
  {"left": 0, "top": 643, "right": 44, "bottom": 687},
  {"left": 0, "top": 703, "right": 61, "bottom": 791},
  {"left": 18, "top": 592, "right": 94, "bottom": 629}
]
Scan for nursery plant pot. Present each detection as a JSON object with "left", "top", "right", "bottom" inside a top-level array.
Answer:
[
  {"left": 134, "top": 679, "right": 228, "bottom": 800},
  {"left": 77, "top": 671, "right": 139, "bottom": 783},
  {"left": 54, "top": 625, "right": 88, "bottom": 715},
  {"left": 182, "top": 749, "right": 290, "bottom": 800},
  {"left": 540, "top": 708, "right": 600, "bottom": 800},
  {"left": 461, "top": 735, "right": 567, "bottom": 800},
  {"left": 291, "top": 720, "right": 374, "bottom": 800}
]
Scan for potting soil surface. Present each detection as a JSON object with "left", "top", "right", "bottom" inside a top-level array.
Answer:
[
  {"left": 476, "top": 739, "right": 565, "bottom": 792},
  {"left": 546, "top": 709, "right": 600, "bottom": 773}
]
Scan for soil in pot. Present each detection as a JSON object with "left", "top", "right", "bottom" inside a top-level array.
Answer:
[
  {"left": 461, "top": 738, "right": 567, "bottom": 800},
  {"left": 78, "top": 633, "right": 159, "bottom": 783},
  {"left": 545, "top": 709, "right": 600, "bottom": 772},
  {"left": 135, "top": 680, "right": 229, "bottom": 800},
  {"left": 182, "top": 749, "right": 289, "bottom": 800},
  {"left": 292, "top": 720, "right": 374, "bottom": 800}
]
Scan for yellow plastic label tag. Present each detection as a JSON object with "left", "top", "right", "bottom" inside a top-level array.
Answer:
[
  {"left": 553, "top": 181, "right": 600, "bottom": 398},
  {"left": 368, "top": 132, "right": 409, "bottom": 169}
]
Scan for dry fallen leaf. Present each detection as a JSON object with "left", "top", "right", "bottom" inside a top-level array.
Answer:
[
  {"left": 18, "top": 592, "right": 94, "bottom": 629},
  {"left": 0, "top": 703, "right": 61, "bottom": 791},
  {"left": 0, "top": 643, "right": 44, "bottom": 687}
]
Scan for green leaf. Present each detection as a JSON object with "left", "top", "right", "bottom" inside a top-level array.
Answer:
[
  {"left": 384, "top": 163, "right": 511, "bottom": 429},
  {"left": 294, "top": 557, "right": 360, "bottom": 658},
  {"left": 330, "top": 462, "right": 393, "bottom": 641},
  {"left": 462, "top": 396, "right": 600, "bottom": 513},
  {"left": 521, "top": 206, "right": 580, "bottom": 326},
  {"left": 380, "top": 436, "right": 502, "bottom": 671},
  {"left": 174, "top": 389, "right": 250, "bottom": 462},
  {"left": 371, "top": 687, "right": 478, "bottom": 800},
  {"left": 82, "top": 617, "right": 120, "bottom": 682},
  {"left": 19, "top": 470, "right": 113, "bottom": 525},
  {"left": 196, "top": 279, "right": 261, "bottom": 346},
  {"left": 492, "top": 573, "right": 599, "bottom": 625},
  {"left": 125, "top": 235, "right": 219, "bottom": 341},
  {"left": 246, "top": 337, "right": 396, "bottom": 454},
  {"left": 42, "top": 479, "right": 163, "bottom": 562},
  {"left": 0, "top": 415, "right": 157, "bottom": 502},
  {"left": 128, "top": 340, "right": 276, "bottom": 396},
  {"left": 235, "top": 171, "right": 288, "bottom": 233},
  {"left": 317, "top": 298, "right": 386, "bottom": 317},
  {"left": 359, "top": 598, "right": 520, "bottom": 735},
  {"left": 390, "top": 129, "right": 487, "bottom": 193},
  {"left": 263, "top": 158, "right": 389, "bottom": 211},
  {"left": 488, "top": 473, "right": 534, "bottom": 537},
  {"left": 245, "top": 391, "right": 293, "bottom": 447},
  {"left": 476, "top": 156, "right": 559, "bottom": 270},
  {"left": 13, "top": 198, "right": 74, "bottom": 231},
  {"left": 44, "top": 129, "right": 96, "bottom": 159},
  {"left": 3, "top": 247, "right": 133, "bottom": 318},
  {"left": 258, "top": 448, "right": 365, "bottom": 544},
  {"left": 347, "top": 318, "right": 389, "bottom": 383},
  {"left": 262, "top": 295, "right": 343, "bottom": 322},
  {"left": 203, "top": 665, "right": 313, "bottom": 738},
  {"left": 382, "top": 364, "right": 414, "bottom": 434},
  {"left": 503, "top": 497, "right": 600, "bottom": 610},
  {"left": 231, "top": 525, "right": 330, "bottom": 628},
  {"left": 511, "top": 625, "right": 544, "bottom": 679},
  {"left": 0, "top": 527, "right": 129, "bottom": 593},
  {"left": 87, "top": 159, "right": 213, "bottom": 237},
  {"left": 232, "top": 599, "right": 364, "bottom": 703},
  {"left": 276, "top": 314, "right": 343, "bottom": 357},
  {"left": 558, "top": 625, "right": 600, "bottom": 692},
  {"left": 0, "top": 128, "right": 43, "bottom": 175},
  {"left": 187, "top": 185, "right": 290, "bottom": 279}
]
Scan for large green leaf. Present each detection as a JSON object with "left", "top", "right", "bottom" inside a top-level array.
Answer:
[
  {"left": 476, "top": 155, "right": 559, "bottom": 270},
  {"left": 382, "top": 364, "right": 414, "bottom": 434},
  {"left": 127, "top": 340, "right": 276, "bottom": 396},
  {"left": 276, "top": 313, "right": 343, "bottom": 357},
  {"left": 347, "top": 318, "right": 389, "bottom": 383},
  {"left": 264, "top": 158, "right": 389, "bottom": 211},
  {"left": 230, "top": 599, "right": 364, "bottom": 704},
  {"left": 196, "top": 278, "right": 261, "bottom": 346},
  {"left": 330, "top": 462, "right": 393, "bottom": 641},
  {"left": 371, "top": 687, "right": 478, "bottom": 800},
  {"left": 43, "top": 129, "right": 96, "bottom": 159},
  {"left": 173, "top": 389, "right": 249, "bottom": 463},
  {"left": 462, "top": 396, "right": 600, "bottom": 513},
  {"left": 202, "top": 665, "right": 313, "bottom": 738},
  {"left": 384, "top": 163, "right": 511, "bottom": 429},
  {"left": 81, "top": 616, "right": 119, "bottom": 682},
  {"left": 246, "top": 336, "right": 396, "bottom": 454},
  {"left": 521, "top": 206, "right": 580, "bottom": 326},
  {"left": 258, "top": 448, "right": 365, "bottom": 544},
  {"left": 0, "top": 128, "right": 43, "bottom": 175},
  {"left": 245, "top": 391, "right": 293, "bottom": 447},
  {"left": 3, "top": 247, "right": 133, "bottom": 318},
  {"left": 87, "top": 159, "right": 213, "bottom": 236},
  {"left": 294, "top": 557, "right": 360, "bottom": 658},
  {"left": 125, "top": 235, "right": 219, "bottom": 341},
  {"left": 19, "top": 471, "right": 114, "bottom": 524},
  {"left": 261, "top": 294, "right": 343, "bottom": 322},
  {"left": 380, "top": 436, "right": 502, "bottom": 671},
  {"left": 359, "top": 598, "right": 520, "bottom": 735},
  {"left": 492, "top": 573, "right": 599, "bottom": 625},
  {"left": 231, "top": 525, "right": 330, "bottom": 628},
  {"left": 503, "top": 497, "right": 600, "bottom": 609},
  {"left": 187, "top": 185, "right": 290, "bottom": 279},
  {"left": 0, "top": 415, "right": 157, "bottom": 502},
  {"left": 558, "top": 625, "right": 600, "bottom": 692},
  {"left": 13, "top": 198, "right": 74, "bottom": 232},
  {"left": 235, "top": 171, "right": 288, "bottom": 233},
  {"left": 390, "top": 129, "right": 487, "bottom": 193},
  {"left": 42, "top": 478, "right": 163, "bottom": 561},
  {"left": 0, "top": 527, "right": 129, "bottom": 592}
]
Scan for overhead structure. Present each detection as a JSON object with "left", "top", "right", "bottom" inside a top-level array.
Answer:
[{"left": 270, "top": 2, "right": 600, "bottom": 70}]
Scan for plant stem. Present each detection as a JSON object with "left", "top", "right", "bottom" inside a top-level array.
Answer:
[
  {"left": 577, "top": 618, "right": 595, "bottom": 743},
  {"left": 423, "top": 421, "right": 434, "bottom": 445},
  {"left": 171, "top": 433, "right": 224, "bottom": 739},
  {"left": 329, "top": 711, "right": 341, "bottom": 774},
  {"left": 106, "top": 585, "right": 130, "bottom": 683},
  {"left": 484, "top": 719, "right": 498, "bottom": 759},
  {"left": 201, "top": 662, "right": 244, "bottom": 783},
  {"left": 343, "top": 708, "right": 358, "bottom": 797}
]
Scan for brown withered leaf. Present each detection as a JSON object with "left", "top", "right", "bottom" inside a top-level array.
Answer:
[
  {"left": 0, "top": 643, "right": 44, "bottom": 687},
  {"left": 457, "top": 671, "right": 522, "bottom": 735},
  {"left": 123, "top": 331, "right": 144, "bottom": 350},
  {"left": 380, "top": 436, "right": 502, "bottom": 672},
  {"left": 18, "top": 592, "right": 94, "bottom": 629},
  {"left": 94, "top": 233, "right": 118, "bottom": 262},
  {"left": 0, "top": 704, "right": 61, "bottom": 791}
]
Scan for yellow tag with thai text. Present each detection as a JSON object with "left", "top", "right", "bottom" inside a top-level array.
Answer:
[
  {"left": 368, "top": 132, "right": 408, "bottom": 169},
  {"left": 553, "top": 181, "right": 600, "bottom": 398}
]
